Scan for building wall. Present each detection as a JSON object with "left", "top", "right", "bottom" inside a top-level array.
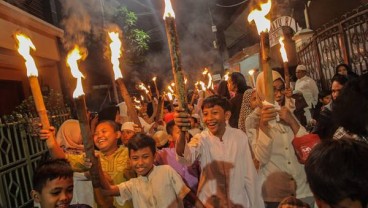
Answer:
[{"left": 0, "top": 1, "right": 63, "bottom": 115}]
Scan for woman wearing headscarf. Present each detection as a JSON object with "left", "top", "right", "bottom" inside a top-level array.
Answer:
[
  {"left": 238, "top": 89, "right": 257, "bottom": 133},
  {"left": 249, "top": 70, "right": 313, "bottom": 207}
]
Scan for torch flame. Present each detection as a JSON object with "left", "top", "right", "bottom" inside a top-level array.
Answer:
[
  {"left": 152, "top": 76, "right": 157, "bottom": 82},
  {"left": 138, "top": 83, "right": 149, "bottom": 94},
  {"left": 108, "top": 32, "right": 123, "bottom": 80},
  {"left": 249, "top": 69, "right": 255, "bottom": 76},
  {"left": 224, "top": 72, "right": 229, "bottom": 81},
  {"left": 207, "top": 73, "right": 213, "bottom": 89},
  {"left": 247, "top": 0, "right": 272, "bottom": 34},
  {"left": 184, "top": 77, "right": 188, "bottom": 85},
  {"left": 163, "top": 0, "right": 175, "bottom": 19},
  {"left": 199, "top": 81, "right": 206, "bottom": 91},
  {"left": 170, "top": 82, "right": 175, "bottom": 87},
  {"left": 202, "top": 68, "right": 209, "bottom": 75},
  {"left": 15, "top": 34, "right": 39, "bottom": 77},
  {"left": 167, "top": 85, "right": 174, "bottom": 93},
  {"left": 167, "top": 92, "right": 173, "bottom": 101},
  {"left": 279, "top": 37, "right": 288, "bottom": 63},
  {"left": 134, "top": 97, "right": 141, "bottom": 104},
  {"left": 67, "top": 46, "right": 85, "bottom": 98}
]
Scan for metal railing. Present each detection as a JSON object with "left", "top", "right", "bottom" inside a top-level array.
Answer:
[
  {"left": 297, "top": 3, "right": 368, "bottom": 90},
  {"left": 0, "top": 109, "right": 70, "bottom": 208}
]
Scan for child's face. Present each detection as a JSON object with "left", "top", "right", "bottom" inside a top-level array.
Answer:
[
  {"left": 202, "top": 105, "right": 230, "bottom": 137},
  {"left": 129, "top": 147, "right": 155, "bottom": 176},
  {"left": 121, "top": 130, "right": 135, "bottom": 145},
  {"left": 93, "top": 122, "right": 119, "bottom": 155},
  {"left": 32, "top": 177, "right": 73, "bottom": 208},
  {"left": 171, "top": 125, "right": 181, "bottom": 142},
  {"left": 320, "top": 95, "right": 332, "bottom": 105}
]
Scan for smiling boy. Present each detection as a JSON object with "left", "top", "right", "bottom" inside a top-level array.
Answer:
[
  {"left": 174, "top": 95, "right": 264, "bottom": 208},
  {"left": 99, "top": 134, "right": 202, "bottom": 208},
  {"left": 31, "top": 159, "right": 76, "bottom": 208}
]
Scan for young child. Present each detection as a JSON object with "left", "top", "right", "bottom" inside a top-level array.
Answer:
[
  {"left": 31, "top": 158, "right": 92, "bottom": 208},
  {"left": 174, "top": 95, "right": 264, "bottom": 207},
  {"left": 120, "top": 122, "right": 136, "bottom": 146},
  {"left": 40, "top": 120, "right": 132, "bottom": 208},
  {"left": 99, "top": 134, "right": 202, "bottom": 208}
]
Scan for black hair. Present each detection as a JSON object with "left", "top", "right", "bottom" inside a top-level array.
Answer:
[
  {"left": 97, "top": 120, "right": 120, "bottom": 132},
  {"left": 331, "top": 74, "right": 348, "bottom": 87},
  {"left": 318, "top": 90, "right": 331, "bottom": 100},
  {"left": 333, "top": 74, "right": 368, "bottom": 137},
  {"left": 335, "top": 63, "right": 352, "bottom": 74},
  {"left": 229, "top": 72, "right": 248, "bottom": 94},
  {"left": 217, "top": 80, "right": 231, "bottom": 99},
  {"left": 305, "top": 139, "right": 368, "bottom": 206},
  {"left": 32, "top": 158, "right": 73, "bottom": 193},
  {"left": 127, "top": 133, "right": 156, "bottom": 156},
  {"left": 166, "top": 120, "right": 176, "bottom": 136},
  {"left": 201, "top": 95, "right": 231, "bottom": 112}
]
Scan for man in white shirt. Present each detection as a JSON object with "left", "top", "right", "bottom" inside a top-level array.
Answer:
[{"left": 294, "top": 65, "right": 319, "bottom": 124}]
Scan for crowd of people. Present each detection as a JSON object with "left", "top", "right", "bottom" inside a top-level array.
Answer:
[{"left": 32, "top": 63, "right": 368, "bottom": 208}]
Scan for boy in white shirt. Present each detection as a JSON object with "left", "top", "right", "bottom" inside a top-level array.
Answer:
[
  {"left": 174, "top": 95, "right": 264, "bottom": 208},
  {"left": 99, "top": 134, "right": 203, "bottom": 208}
]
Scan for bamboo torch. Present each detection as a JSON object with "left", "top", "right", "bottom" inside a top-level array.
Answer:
[
  {"left": 152, "top": 76, "right": 160, "bottom": 97},
  {"left": 248, "top": 0, "right": 274, "bottom": 103},
  {"left": 108, "top": 32, "right": 142, "bottom": 130},
  {"left": 67, "top": 46, "right": 111, "bottom": 207},
  {"left": 15, "top": 34, "right": 50, "bottom": 130},
  {"left": 279, "top": 37, "right": 290, "bottom": 89},
  {"left": 163, "top": 0, "right": 188, "bottom": 120}
]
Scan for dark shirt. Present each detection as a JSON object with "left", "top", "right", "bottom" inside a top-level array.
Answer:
[{"left": 229, "top": 92, "right": 243, "bottom": 128}]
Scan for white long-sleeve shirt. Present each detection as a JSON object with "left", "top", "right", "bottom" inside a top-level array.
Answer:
[
  {"left": 247, "top": 117, "right": 313, "bottom": 199},
  {"left": 295, "top": 75, "right": 319, "bottom": 107},
  {"left": 177, "top": 127, "right": 264, "bottom": 208}
]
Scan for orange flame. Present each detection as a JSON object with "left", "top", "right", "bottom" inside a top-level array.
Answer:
[
  {"left": 202, "top": 68, "right": 209, "bottom": 75},
  {"left": 279, "top": 37, "right": 288, "bottom": 63},
  {"left": 152, "top": 76, "right": 157, "bottom": 82},
  {"left": 167, "top": 85, "right": 174, "bottom": 93},
  {"left": 163, "top": 0, "right": 175, "bottom": 19},
  {"left": 108, "top": 32, "right": 123, "bottom": 80},
  {"left": 184, "top": 77, "right": 188, "bottom": 85},
  {"left": 247, "top": 0, "right": 272, "bottom": 34},
  {"left": 207, "top": 73, "right": 213, "bottom": 89},
  {"left": 138, "top": 83, "right": 149, "bottom": 94},
  {"left": 167, "top": 92, "right": 173, "bottom": 101},
  {"left": 223, "top": 72, "right": 229, "bottom": 81},
  {"left": 67, "top": 46, "right": 85, "bottom": 98},
  {"left": 15, "top": 33, "right": 39, "bottom": 77},
  {"left": 248, "top": 69, "right": 255, "bottom": 76},
  {"left": 134, "top": 97, "right": 141, "bottom": 104},
  {"left": 199, "top": 81, "right": 206, "bottom": 91},
  {"left": 171, "top": 82, "right": 175, "bottom": 87}
]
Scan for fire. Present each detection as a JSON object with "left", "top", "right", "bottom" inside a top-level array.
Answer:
[
  {"left": 167, "top": 92, "right": 173, "bottom": 101},
  {"left": 67, "top": 46, "right": 85, "bottom": 98},
  {"left": 207, "top": 72, "right": 213, "bottom": 89},
  {"left": 134, "top": 97, "right": 141, "bottom": 104},
  {"left": 140, "top": 95, "right": 145, "bottom": 101},
  {"left": 184, "top": 77, "right": 188, "bottom": 85},
  {"left": 138, "top": 83, "right": 149, "bottom": 94},
  {"left": 152, "top": 76, "right": 157, "bottom": 82},
  {"left": 171, "top": 82, "right": 175, "bottom": 87},
  {"left": 224, "top": 72, "right": 229, "bottom": 81},
  {"left": 199, "top": 81, "right": 206, "bottom": 91},
  {"left": 249, "top": 69, "right": 255, "bottom": 76},
  {"left": 202, "top": 68, "right": 209, "bottom": 75},
  {"left": 163, "top": 0, "right": 175, "bottom": 19},
  {"left": 167, "top": 85, "right": 174, "bottom": 93},
  {"left": 279, "top": 37, "right": 288, "bottom": 63},
  {"left": 15, "top": 33, "right": 38, "bottom": 77},
  {"left": 247, "top": 0, "right": 272, "bottom": 34},
  {"left": 108, "top": 32, "right": 123, "bottom": 80}
]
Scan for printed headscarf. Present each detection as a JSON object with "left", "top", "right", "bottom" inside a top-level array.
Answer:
[{"left": 238, "top": 89, "right": 256, "bottom": 133}]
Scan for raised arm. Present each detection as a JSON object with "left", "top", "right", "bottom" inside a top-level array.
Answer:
[{"left": 39, "top": 126, "right": 66, "bottom": 159}]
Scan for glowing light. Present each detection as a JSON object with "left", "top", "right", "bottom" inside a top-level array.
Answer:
[
  {"left": 67, "top": 46, "right": 85, "bottom": 98},
  {"left": 138, "top": 83, "right": 149, "bottom": 94},
  {"left": 199, "top": 81, "right": 206, "bottom": 91},
  {"left": 167, "top": 92, "right": 173, "bottom": 101},
  {"left": 163, "top": 0, "right": 175, "bottom": 19},
  {"left": 247, "top": 0, "right": 272, "bottom": 34},
  {"left": 152, "top": 76, "right": 157, "bottom": 82},
  {"left": 279, "top": 37, "right": 288, "bottom": 62},
  {"left": 168, "top": 85, "right": 174, "bottom": 93},
  {"left": 248, "top": 69, "right": 255, "bottom": 76},
  {"left": 224, "top": 72, "right": 229, "bottom": 81},
  {"left": 108, "top": 32, "right": 123, "bottom": 80},
  {"left": 15, "top": 33, "right": 38, "bottom": 77}
]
